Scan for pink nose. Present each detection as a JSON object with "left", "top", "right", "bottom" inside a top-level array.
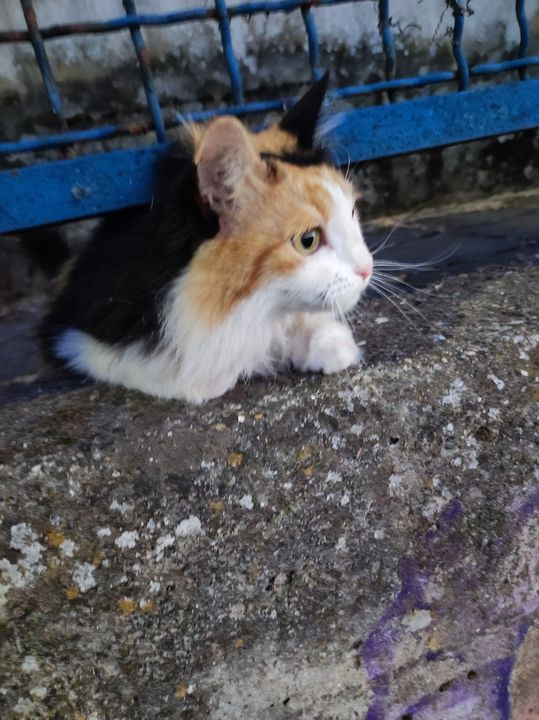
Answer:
[{"left": 355, "top": 259, "right": 373, "bottom": 280}]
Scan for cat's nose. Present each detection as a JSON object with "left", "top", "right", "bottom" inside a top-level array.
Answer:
[{"left": 355, "top": 259, "right": 373, "bottom": 280}]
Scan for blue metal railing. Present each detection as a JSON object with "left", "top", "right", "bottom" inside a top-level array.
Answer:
[
  {"left": 1, "top": 0, "right": 538, "bottom": 233},
  {"left": 122, "top": 0, "right": 167, "bottom": 143}
]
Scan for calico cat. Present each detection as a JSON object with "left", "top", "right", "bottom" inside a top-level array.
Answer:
[{"left": 41, "top": 74, "right": 373, "bottom": 403}]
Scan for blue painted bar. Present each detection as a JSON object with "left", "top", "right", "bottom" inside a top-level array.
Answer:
[
  {"left": 335, "top": 70, "right": 456, "bottom": 99},
  {"left": 0, "top": 125, "right": 144, "bottom": 156},
  {"left": 122, "top": 0, "right": 167, "bottom": 143},
  {"left": 214, "top": 0, "right": 244, "bottom": 104},
  {"left": 174, "top": 98, "right": 286, "bottom": 124},
  {"left": 0, "top": 1, "right": 364, "bottom": 42},
  {"left": 226, "top": 0, "right": 363, "bottom": 15},
  {"left": 471, "top": 57, "right": 539, "bottom": 76},
  {"left": 0, "top": 146, "right": 168, "bottom": 232},
  {"left": 331, "top": 80, "right": 539, "bottom": 161},
  {"left": 516, "top": 0, "right": 529, "bottom": 80},
  {"left": 301, "top": 7, "right": 323, "bottom": 81},
  {"left": 3, "top": 81, "right": 539, "bottom": 234},
  {"left": 3, "top": 52, "right": 539, "bottom": 159},
  {"left": 449, "top": 0, "right": 469, "bottom": 91},
  {"left": 378, "top": 0, "right": 397, "bottom": 87},
  {"left": 19, "top": 0, "right": 67, "bottom": 133}
]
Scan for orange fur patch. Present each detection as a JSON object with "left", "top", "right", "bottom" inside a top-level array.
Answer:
[
  {"left": 181, "top": 117, "right": 358, "bottom": 324},
  {"left": 252, "top": 125, "right": 299, "bottom": 155},
  {"left": 185, "top": 161, "right": 349, "bottom": 324},
  {"left": 179, "top": 119, "right": 300, "bottom": 159}
]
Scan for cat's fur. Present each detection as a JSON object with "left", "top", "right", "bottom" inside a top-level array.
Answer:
[{"left": 41, "top": 75, "right": 373, "bottom": 403}]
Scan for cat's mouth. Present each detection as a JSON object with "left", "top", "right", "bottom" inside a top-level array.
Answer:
[{"left": 322, "top": 275, "right": 367, "bottom": 315}]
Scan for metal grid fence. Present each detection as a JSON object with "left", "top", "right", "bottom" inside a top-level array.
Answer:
[{"left": 1, "top": 0, "right": 539, "bottom": 232}]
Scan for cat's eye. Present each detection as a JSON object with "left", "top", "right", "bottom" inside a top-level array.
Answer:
[{"left": 292, "top": 229, "right": 321, "bottom": 256}]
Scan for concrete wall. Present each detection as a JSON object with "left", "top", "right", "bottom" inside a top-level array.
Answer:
[
  {"left": 1, "top": 1, "right": 538, "bottom": 133},
  {"left": 1, "top": 1, "right": 539, "bottom": 215}
]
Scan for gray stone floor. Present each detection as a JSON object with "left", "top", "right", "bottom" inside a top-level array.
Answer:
[{"left": 0, "top": 202, "right": 538, "bottom": 719}]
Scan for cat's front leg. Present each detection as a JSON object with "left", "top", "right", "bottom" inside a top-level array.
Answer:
[
  {"left": 285, "top": 313, "right": 362, "bottom": 375},
  {"left": 184, "top": 371, "right": 240, "bottom": 404}
]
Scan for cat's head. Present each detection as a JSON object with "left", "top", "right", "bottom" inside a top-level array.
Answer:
[{"left": 188, "top": 78, "right": 372, "bottom": 322}]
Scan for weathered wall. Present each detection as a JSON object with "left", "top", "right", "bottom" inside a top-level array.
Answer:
[
  {"left": 1, "top": 0, "right": 539, "bottom": 214},
  {"left": 1, "top": 0, "right": 538, "bottom": 131}
]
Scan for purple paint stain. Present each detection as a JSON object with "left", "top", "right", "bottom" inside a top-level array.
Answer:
[
  {"left": 399, "top": 655, "right": 515, "bottom": 720},
  {"left": 518, "top": 486, "right": 539, "bottom": 517},
  {"left": 362, "top": 558, "right": 426, "bottom": 667},
  {"left": 359, "top": 486, "right": 536, "bottom": 718},
  {"left": 425, "top": 499, "right": 463, "bottom": 543},
  {"left": 401, "top": 676, "right": 480, "bottom": 719},
  {"left": 365, "top": 685, "right": 389, "bottom": 720},
  {"left": 361, "top": 558, "right": 428, "bottom": 718},
  {"left": 425, "top": 649, "right": 444, "bottom": 662},
  {"left": 397, "top": 557, "right": 428, "bottom": 609},
  {"left": 494, "top": 656, "right": 513, "bottom": 720},
  {"left": 517, "top": 619, "right": 530, "bottom": 644},
  {"left": 493, "top": 625, "right": 532, "bottom": 719},
  {"left": 401, "top": 684, "right": 452, "bottom": 718},
  {"left": 441, "top": 498, "right": 462, "bottom": 524}
]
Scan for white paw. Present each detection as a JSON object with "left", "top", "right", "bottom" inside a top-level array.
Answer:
[
  {"left": 185, "top": 373, "right": 238, "bottom": 404},
  {"left": 302, "top": 321, "right": 362, "bottom": 375}
]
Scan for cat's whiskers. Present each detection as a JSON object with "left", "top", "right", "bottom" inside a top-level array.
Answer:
[
  {"left": 370, "top": 221, "right": 404, "bottom": 257},
  {"left": 370, "top": 275, "right": 430, "bottom": 326},
  {"left": 333, "top": 296, "right": 345, "bottom": 326},
  {"left": 339, "top": 301, "right": 355, "bottom": 338},
  {"left": 327, "top": 293, "right": 338, "bottom": 323},
  {"left": 373, "top": 271, "right": 451, "bottom": 299},
  {"left": 322, "top": 288, "right": 332, "bottom": 316},
  {"left": 372, "top": 273, "right": 428, "bottom": 311},
  {"left": 369, "top": 243, "right": 461, "bottom": 320},
  {"left": 344, "top": 151, "right": 352, "bottom": 183},
  {"left": 369, "top": 278, "right": 420, "bottom": 327},
  {"left": 373, "top": 243, "right": 460, "bottom": 271}
]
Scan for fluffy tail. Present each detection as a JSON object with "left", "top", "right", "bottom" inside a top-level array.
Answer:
[{"left": 19, "top": 227, "right": 71, "bottom": 279}]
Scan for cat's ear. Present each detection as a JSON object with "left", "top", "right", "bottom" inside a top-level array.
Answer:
[
  {"left": 279, "top": 71, "right": 329, "bottom": 150},
  {"left": 195, "top": 116, "right": 262, "bottom": 236}
]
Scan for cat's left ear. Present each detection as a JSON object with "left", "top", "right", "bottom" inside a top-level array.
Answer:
[
  {"left": 195, "top": 116, "right": 264, "bottom": 236},
  {"left": 279, "top": 71, "right": 329, "bottom": 150}
]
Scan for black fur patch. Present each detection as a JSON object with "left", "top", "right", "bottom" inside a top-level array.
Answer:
[
  {"left": 261, "top": 148, "right": 330, "bottom": 168},
  {"left": 20, "top": 227, "right": 70, "bottom": 278},
  {"left": 41, "top": 142, "right": 219, "bottom": 356},
  {"left": 279, "top": 71, "right": 329, "bottom": 150}
]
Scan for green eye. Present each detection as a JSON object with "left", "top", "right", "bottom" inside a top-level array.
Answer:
[{"left": 292, "top": 229, "right": 321, "bottom": 256}]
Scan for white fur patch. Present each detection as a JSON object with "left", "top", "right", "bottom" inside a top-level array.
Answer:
[
  {"left": 273, "top": 179, "right": 372, "bottom": 318},
  {"left": 323, "top": 179, "right": 372, "bottom": 279},
  {"left": 282, "top": 313, "right": 362, "bottom": 374},
  {"left": 55, "top": 280, "right": 281, "bottom": 402}
]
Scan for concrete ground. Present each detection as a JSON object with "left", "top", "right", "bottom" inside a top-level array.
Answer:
[{"left": 0, "top": 197, "right": 538, "bottom": 719}]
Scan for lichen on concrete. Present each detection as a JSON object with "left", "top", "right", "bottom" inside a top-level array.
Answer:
[{"left": 0, "top": 255, "right": 538, "bottom": 718}]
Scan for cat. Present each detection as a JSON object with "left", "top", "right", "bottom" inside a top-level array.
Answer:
[{"left": 40, "top": 73, "right": 373, "bottom": 403}]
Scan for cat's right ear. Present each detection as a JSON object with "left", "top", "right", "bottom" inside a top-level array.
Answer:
[
  {"left": 279, "top": 71, "right": 329, "bottom": 150},
  {"left": 195, "top": 117, "right": 262, "bottom": 236}
]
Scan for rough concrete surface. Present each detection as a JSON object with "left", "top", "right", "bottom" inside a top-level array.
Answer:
[{"left": 0, "top": 205, "right": 538, "bottom": 719}]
